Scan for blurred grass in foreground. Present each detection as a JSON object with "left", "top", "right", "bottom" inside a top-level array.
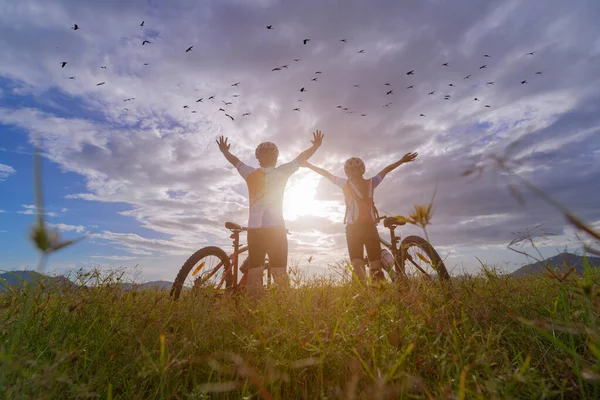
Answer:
[{"left": 2, "top": 265, "right": 600, "bottom": 399}]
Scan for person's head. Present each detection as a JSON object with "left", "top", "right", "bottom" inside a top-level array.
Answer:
[
  {"left": 255, "top": 142, "right": 279, "bottom": 168},
  {"left": 344, "top": 157, "right": 365, "bottom": 180}
]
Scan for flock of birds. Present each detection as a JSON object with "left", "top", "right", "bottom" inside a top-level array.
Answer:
[{"left": 60, "top": 22, "right": 545, "bottom": 121}]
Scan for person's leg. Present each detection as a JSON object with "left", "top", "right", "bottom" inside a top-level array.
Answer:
[
  {"left": 346, "top": 224, "right": 366, "bottom": 283},
  {"left": 246, "top": 229, "right": 267, "bottom": 295},
  {"left": 364, "top": 224, "right": 384, "bottom": 281},
  {"left": 265, "top": 227, "right": 290, "bottom": 287}
]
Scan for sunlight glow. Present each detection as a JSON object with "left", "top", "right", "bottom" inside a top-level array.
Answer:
[{"left": 283, "top": 173, "right": 340, "bottom": 220}]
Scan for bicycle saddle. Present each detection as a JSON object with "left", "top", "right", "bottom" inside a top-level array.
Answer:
[
  {"left": 225, "top": 221, "right": 246, "bottom": 231},
  {"left": 383, "top": 216, "right": 406, "bottom": 229}
]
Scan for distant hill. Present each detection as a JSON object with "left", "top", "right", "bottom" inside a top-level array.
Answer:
[
  {"left": 0, "top": 270, "right": 75, "bottom": 293},
  {"left": 511, "top": 253, "right": 600, "bottom": 277},
  {"left": 0, "top": 270, "right": 172, "bottom": 293}
]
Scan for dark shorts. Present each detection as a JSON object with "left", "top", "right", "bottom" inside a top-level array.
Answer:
[
  {"left": 346, "top": 223, "right": 382, "bottom": 261},
  {"left": 247, "top": 227, "right": 288, "bottom": 270}
]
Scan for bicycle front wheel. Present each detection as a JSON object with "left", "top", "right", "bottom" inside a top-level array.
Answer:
[
  {"left": 398, "top": 236, "right": 450, "bottom": 281},
  {"left": 170, "top": 246, "right": 232, "bottom": 300}
]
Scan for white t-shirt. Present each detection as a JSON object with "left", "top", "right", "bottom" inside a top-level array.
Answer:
[
  {"left": 327, "top": 175, "right": 383, "bottom": 224},
  {"left": 236, "top": 160, "right": 299, "bottom": 229}
]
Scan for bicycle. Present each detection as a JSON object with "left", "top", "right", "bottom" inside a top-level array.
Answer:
[
  {"left": 170, "top": 215, "right": 450, "bottom": 300},
  {"left": 376, "top": 215, "right": 450, "bottom": 282},
  {"left": 170, "top": 221, "right": 274, "bottom": 300}
]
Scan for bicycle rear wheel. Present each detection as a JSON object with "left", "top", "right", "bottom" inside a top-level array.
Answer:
[
  {"left": 398, "top": 236, "right": 450, "bottom": 281},
  {"left": 170, "top": 246, "right": 232, "bottom": 300}
]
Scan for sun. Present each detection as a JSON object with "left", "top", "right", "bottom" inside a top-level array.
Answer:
[{"left": 283, "top": 172, "right": 339, "bottom": 220}]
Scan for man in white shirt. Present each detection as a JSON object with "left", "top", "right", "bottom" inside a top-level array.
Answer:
[{"left": 216, "top": 130, "right": 324, "bottom": 293}]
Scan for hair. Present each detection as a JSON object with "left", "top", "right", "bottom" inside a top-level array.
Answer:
[{"left": 257, "top": 153, "right": 278, "bottom": 168}]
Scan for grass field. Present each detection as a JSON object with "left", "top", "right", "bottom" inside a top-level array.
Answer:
[{"left": 2, "top": 264, "right": 600, "bottom": 400}]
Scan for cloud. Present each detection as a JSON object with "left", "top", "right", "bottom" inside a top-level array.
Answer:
[
  {"left": 0, "top": 164, "right": 16, "bottom": 181},
  {"left": 17, "top": 204, "right": 59, "bottom": 217},
  {"left": 47, "top": 223, "right": 86, "bottom": 233},
  {"left": 0, "top": 0, "right": 599, "bottom": 274}
]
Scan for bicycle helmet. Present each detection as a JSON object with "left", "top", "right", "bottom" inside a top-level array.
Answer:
[
  {"left": 255, "top": 142, "right": 279, "bottom": 159},
  {"left": 344, "top": 157, "right": 366, "bottom": 175}
]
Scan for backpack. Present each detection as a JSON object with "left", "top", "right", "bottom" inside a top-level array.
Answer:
[{"left": 344, "top": 179, "right": 380, "bottom": 224}]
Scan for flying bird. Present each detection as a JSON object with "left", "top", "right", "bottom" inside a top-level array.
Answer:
[
  {"left": 483, "top": 54, "right": 491, "bottom": 58},
  {"left": 294, "top": 59, "right": 300, "bottom": 62},
  {"left": 140, "top": 21, "right": 144, "bottom": 27},
  {"left": 407, "top": 85, "right": 414, "bottom": 89},
  {"left": 383, "top": 102, "right": 392, "bottom": 107},
  {"left": 142, "top": 40, "right": 150, "bottom": 45},
  {"left": 144, "top": 63, "right": 149, "bottom": 66},
  {"left": 101, "top": 66, "right": 107, "bottom": 69},
  {"left": 222, "top": 101, "right": 232, "bottom": 106},
  {"left": 281, "top": 65, "right": 289, "bottom": 69},
  {"left": 303, "top": 39, "right": 310, "bottom": 45},
  {"left": 521, "top": 80, "right": 528, "bottom": 84},
  {"left": 448, "top": 83, "right": 455, "bottom": 87},
  {"left": 96, "top": 82, "right": 105, "bottom": 86},
  {"left": 353, "top": 84, "right": 361, "bottom": 88},
  {"left": 293, "top": 108, "right": 300, "bottom": 111},
  {"left": 196, "top": 98, "right": 203, "bottom": 102},
  {"left": 474, "top": 97, "right": 479, "bottom": 101},
  {"left": 266, "top": 25, "right": 273, "bottom": 29},
  {"left": 68, "top": 76, "right": 75, "bottom": 79},
  {"left": 311, "top": 78, "right": 318, "bottom": 81},
  {"left": 271, "top": 67, "right": 282, "bottom": 71},
  {"left": 479, "top": 65, "right": 487, "bottom": 69},
  {"left": 71, "top": 24, "right": 79, "bottom": 31},
  {"left": 442, "top": 62, "right": 449, "bottom": 66},
  {"left": 314, "top": 71, "right": 322, "bottom": 74},
  {"left": 420, "top": 114, "right": 426, "bottom": 117},
  {"left": 208, "top": 95, "right": 215, "bottom": 100},
  {"left": 297, "top": 99, "right": 303, "bottom": 102},
  {"left": 231, "top": 82, "right": 240, "bottom": 86},
  {"left": 60, "top": 61, "right": 67, "bottom": 68},
  {"left": 191, "top": 111, "right": 197, "bottom": 113},
  {"left": 361, "top": 114, "right": 367, "bottom": 116},
  {"left": 485, "top": 105, "right": 491, "bottom": 108},
  {"left": 232, "top": 95, "right": 240, "bottom": 98},
  {"left": 526, "top": 51, "right": 536, "bottom": 56},
  {"left": 242, "top": 112, "right": 251, "bottom": 116},
  {"left": 225, "top": 113, "right": 234, "bottom": 121},
  {"left": 535, "top": 71, "right": 543, "bottom": 75},
  {"left": 185, "top": 46, "right": 193, "bottom": 52},
  {"left": 357, "top": 49, "right": 365, "bottom": 53},
  {"left": 300, "top": 87, "right": 306, "bottom": 92},
  {"left": 464, "top": 75, "right": 472, "bottom": 79},
  {"left": 386, "top": 90, "right": 394, "bottom": 95},
  {"left": 406, "top": 70, "right": 414, "bottom": 75},
  {"left": 340, "top": 39, "right": 347, "bottom": 42},
  {"left": 487, "top": 81, "right": 495, "bottom": 85},
  {"left": 183, "top": 105, "right": 189, "bottom": 109},
  {"left": 428, "top": 91, "right": 435, "bottom": 95},
  {"left": 219, "top": 108, "right": 225, "bottom": 112},
  {"left": 444, "top": 95, "right": 451, "bottom": 98},
  {"left": 124, "top": 108, "right": 129, "bottom": 111},
  {"left": 336, "top": 105, "right": 342, "bottom": 108},
  {"left": 384, "top": 83, "right": 391, "bottom": 86}
]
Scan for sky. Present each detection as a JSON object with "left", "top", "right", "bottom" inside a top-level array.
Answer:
[{"left": 1, "top": 0, "right": 599, "bottom": 281}]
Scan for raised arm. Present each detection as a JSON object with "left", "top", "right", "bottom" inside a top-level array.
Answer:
[
  {"left": 216, "top": 136, "right": 241, "bottom": 167},
  {"left": 295, "top": 130, "right": 324, "bottom": 164},
  {"left": 304, "top": 161, "right": 336, "bottom": 182},
  {"left": 377, "top": 152, "right": 418, "bottom": 179}
]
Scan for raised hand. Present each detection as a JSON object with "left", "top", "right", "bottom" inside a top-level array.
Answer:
[
  {"left": 401, "top": 152, "right": 418, "bottom": 163},
  {"left": 216, "top": 136, "right": 231, "bottom": 153},
  {"left": 311, "top": 130, "right": 324, "bottom": 147}
]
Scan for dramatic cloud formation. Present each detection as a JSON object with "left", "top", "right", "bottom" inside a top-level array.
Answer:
[{"left": 0, "top": 0, "right": 599, "bottom": 278}]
